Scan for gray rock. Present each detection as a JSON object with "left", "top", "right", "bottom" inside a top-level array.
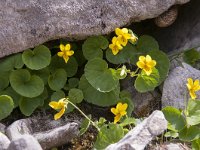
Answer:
[
  {"left": 34, "top": 123, "right": 79, "bottom": 150},
  {"left": 7, "top": 135, "right": 42, "bottom": 150},
  {"left": 0, "top": 0, "right": 189, "bottom": 58},
  {"left": 6, "top": 117, "right": 79, "bottom": 150},
  {"left": 0, "top": 132, "right": 11, "bottom": 150},
  {"left": 160, "top": 143, "right": 190, "bottom": 150},
  {"left": 121, "top": 77, "right": 161, "bottom": 117},
  {"left": 105, "top": 110, "right": 167, "bottom": 150},
  {"left": 133, "top": 0, "right": 200, "bottom": 53},
  {"left": 162, "top": 63, "right": 200, "bottom": 109},
  {"left": 0, "top": 123, "right": 6, "bottom": 134},
  {"left": 6, "top": 119, "right": 32, "bottom": 140}
]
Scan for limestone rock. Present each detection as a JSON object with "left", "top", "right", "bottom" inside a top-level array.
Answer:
[
  {"left": 0, "top": 123, "right": 6, "bottom": 134},
  {"left": 162, "top": 63, "right": 200, "bottom": 109},
  {"left": 0, "top": 0, "right": 189, "bottom": 58},
  {"left": 0, "top": 132, "right": 10, "bottom": 150},
  {"left": 5, "top": 117, "right": 79, "bottom": 150},
  {"left": 7, "top": 135, "right": 42, "bottom": 150},
  {"left": 105, "top": 110, "right": 167, "bottom": 150}
]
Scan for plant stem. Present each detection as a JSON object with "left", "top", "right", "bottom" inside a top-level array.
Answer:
[{"left": 64, "top": 98, "right": 100, "bottom": 131}]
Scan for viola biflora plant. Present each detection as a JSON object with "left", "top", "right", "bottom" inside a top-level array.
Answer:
[
  {"left": 162, "top": 78, "right": 200, "bottom": 150},
  {"left": 0, "top": 27, "right": 169, "bottom": 147}
]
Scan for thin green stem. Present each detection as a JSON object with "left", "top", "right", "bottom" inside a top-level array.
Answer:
[{"left": 64, "top": 98, "right": 100, "bottom": 131}]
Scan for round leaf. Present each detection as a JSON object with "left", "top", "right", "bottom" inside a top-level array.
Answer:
[
  {"left": 148, "top": 50, "right": 170, "bottom": 84},
  {"left": 48, "top": 69, "right": 67, "bottom": 91},
  {"left": 79, "top": 76, "right": 120, "bottom": 106},
  {"left": 134, "top": 68, "right": 159, "bottom": 93},
  {"left": 85, "top": 58, "right": 119, "bottom": 92},
  {"left": 0, "top": 53, "right": 24, "bottom": 72},
  {"left": 83, "top": 36, "right": 109, "bottom": 60},
  {"left": 22, "top": 45, "right": 51, "bottom": 70},
  {"left": 0, "top": 95, "right": 14, "bottom": 120},
  {"left": 179, "top": 126, "right": 200, "bottom": 142},
  {"left": 137, "top": 35, "right": 159, "bottom": 53},
  {"left": 0, "top": 72, "right": 10, "bottom": 91},
  {"left": 68, "top": 78, "right": 79, "bottom": 88},
  {"left": 10, "top": 69, "right": 44, "bottom": 98},
  {"left": 31, "top": 67, "right": 50, "bottom": 85},
  {"left": 51, "top": 90, "right": 65, "bottom": 101},
  {"left": 68, "top": 88, "right": 83, "bottom": 104},
  {"left": 49, "top": 55, "right": 78, "bottom": 77},
  {"left": 106, "top": 43, "right": 138, "bottom": 64}
]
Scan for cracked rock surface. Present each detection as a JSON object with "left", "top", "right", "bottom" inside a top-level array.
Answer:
[{"left": 0, "top": 0, "right": 189, "bottom": 58}]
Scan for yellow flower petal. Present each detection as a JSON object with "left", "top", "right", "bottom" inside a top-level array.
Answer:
[
  {"left": 111, "top": 108, "right": 118, "bottom": 115},
  {"left": 54, "top": 107, "right": 65, "bottom": 120},
  {"left": 115, "top": 28, "right": 123, "bottom": 36},
  {"left": 190, "top": 91, "right": 196, "bottom": 99},
  {"left": 120, "top": 110, "right": 127, "bottom": 116},
  {"left": 139, "top": 56, "right": 146, "bottom": 61},
  {"left": 146, "top": 55, "right": 152, "bottom": 62},
  {"left": 63, "top": 55, "right": 69, "bottom": 63},
  {"left": 121, "top": 28, "right": 129, "bottom": 33},
  {"left": 119, "top": 103, "right": 128, "bottom": 112},
  {"left": 60, "top": 44, "right": 65, "bottom": 51},
  {"left": 57, "top": 51, "right": 64, "bottom": 57},
  {"left": 65, "top": 44, "right": 71, "bottom": 51},
  {"left": 66, "top": 50, "right": 74, "bottom": 56},
  {"left": 114, "top": 114, "right": 121, "bottom": 124},
  {"left": 137, "top": 61, "right": 145, "bottom": 69},
  {"left": 49, "top": 101, "right": 60, "bottom": 109},
  {"left": 116, "top": 102, "right": 123, "bottom": 110}
]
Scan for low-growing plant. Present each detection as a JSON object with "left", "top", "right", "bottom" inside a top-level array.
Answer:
[
  {"left": 0, "top": 27, "right": 169, "bottom": 123},
  {"left": 162, "top": 78, "right": 200, "bottom": 150}
]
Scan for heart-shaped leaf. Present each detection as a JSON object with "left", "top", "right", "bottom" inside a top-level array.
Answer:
[
  {"left": 48, "top": 69, "right": 67, "bottom": 91},
  {"left": 22, "top": 45, "right": 51, "bottom": 70},
  {"left": 85, "top": 58, "right": 119, "bottom": 92},
  {"left": 106, "top": 43, "right": 138, "bottom": 64},
  {"left": 137, "top": 35, "right": 159, "bottom": 53},
  {"left": 10, "top": 69, "right": 44, "bottom": 98},
  {"left": 68, "top": 88, "right": 83, "bottom": 104},
  {"left": 134, "top": 68, "right": 159, "bottom": 93},
  {"left": 79, "top": 76, "right": 120, "bottom": 106},
  {"left": 49, "top": 55, "right": 78, "bottom": 77},
  {"left": 51, "top": 90, "right": 65, "bottom": 101},
  {"left": 0, "top": 53, "right": 24, "bottom": 72},
  {"left": 83, "top": 36, "right": 109, "bottom": 60},
  {"left": 0, "top": 72, "right": 10, "bottom": 91},
  {"left": 0, "top": 95, "right": 14, "bottom": 120}
]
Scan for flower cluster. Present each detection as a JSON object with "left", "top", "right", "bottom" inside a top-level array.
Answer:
[
  {"left": 58, "top": 44, "right": 74, "bottom": 63},
  {"left": 187, "top": 78, "right": 200, "bottom": 99},
  {"left": 136, "top": 55, "right": 156, "bottom": 76},
  {"left": 109, "top": 28, "right": 138, "bottom": 55}
]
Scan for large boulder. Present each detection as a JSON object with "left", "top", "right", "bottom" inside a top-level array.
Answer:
[{"left": 0, "top": 0, "right": 189, "bottom": 58}]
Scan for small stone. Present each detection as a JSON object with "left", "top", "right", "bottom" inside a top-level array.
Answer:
[
  {"left": 162, "top": 63, "right": 200, "bottom": 109},
  {"left": 105, "top": 110, "right": 167, "bottom": 150},
  {"left": 160, "top": 142, "right": 190, "bottom": 150},
  {"left": 0, "top": 123, "right": 6, "bottom": 134},
  {"left": 0, "top": 132, "right": 10, "bottom": 150},
  {"left": 7, "top": 135, "right": 42, "bottom": 150}
]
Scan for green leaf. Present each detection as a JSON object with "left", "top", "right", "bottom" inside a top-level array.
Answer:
[
  {"left": 10, "top": 69, "right": 44, "bottom": 98},
  {"left": 68, "top": 88, "right": 83, "bottom": 104},
  {"left": 0, "top": 95, "right": 14, "bottom": 120},
  {"left": 68, "top": 78, "right": 79, "bottom": 88},
  {"left": 162, "top": 106, "right": 186, "bottom": 131},
  {"left": 183, "top": 49, "right": 200, "bottom": 65},
  {"left": 22, "top": 45, "right": 51, "bottom": 70},
  {"left": 50, "top": 90, "right": 65, "bottom": 101},
  {"left": 48, "top": 69, "right": 67, "bottom": 91},
  {"left": 94, "top": 123, "right": 124, "bottom": 149},
  {"left": 82, "top": 36, "right": 109, "bottom": 60},
  {"left": 0, "top": 87, "right": 21, "bottom": 108},
  {"left": 120, "top": 117, "right": 136, "bottom": 127},
  {"left": 85, "top": 58, "right": 119, "bottom": 92},
  {"left": 31, "top": 67, "right": 50, "bottom": 85},
  {"left": 137, "top": 35, "right": 159, "bottom": 53},
  {"left": 134, "top": 68, "right": 160, "bottom": 93},
  {"left": 192, "top": 139, "right": 200, "bottom": 150},
  {"left": 179, "top": 126, "right": 200, "bottom": 142},
  {"left": 0, "top": 72, "right": 10, "bottom": 91},
  {"left": 50, "top": 55, "right": 78, "bottom": 77},
  {"left": 106, "top": 43, "right": 138, "bottom": 64},
  {"left": 164, "top": 131, "right": 179, "bottom": 138},
  {"left": 0, "top": 53, "right": 24, "bottom": 72},
  {"left": 148, "top": 50, "right": 170, "bottom": 84},
  {"left": 79, "top": 75, "right": 120, "bottom": 107},
  {"left": 186, "top": 99, "right": 200, "bottom": 126},
  {"left": 79, "top": 115, "right": 91, "bottom": 135}
]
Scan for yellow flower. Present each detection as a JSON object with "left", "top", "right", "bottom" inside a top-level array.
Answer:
[
  {"left": 136, "top": 55, "right": 156, "bottom": 76},
  {"left": 186, "top": 78, "right": 200, "bottom": 99},
  {"left": 111, "top": 102, "right": 128, "bottom": 124},
  {"left": 49, "top": 99, "right": 68, "bottom": 120},
  {"left": 109, "top": 36, "right": 123, "bottom": 55},
  {"left": 57, "top": 44, "right": 74, "bottom": 63},
  {"left": 115, "top": 28, "right": 131, "bottom": 46},
  {"left": 130, "top": 33, "right": 138, "bottom": 43}
]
